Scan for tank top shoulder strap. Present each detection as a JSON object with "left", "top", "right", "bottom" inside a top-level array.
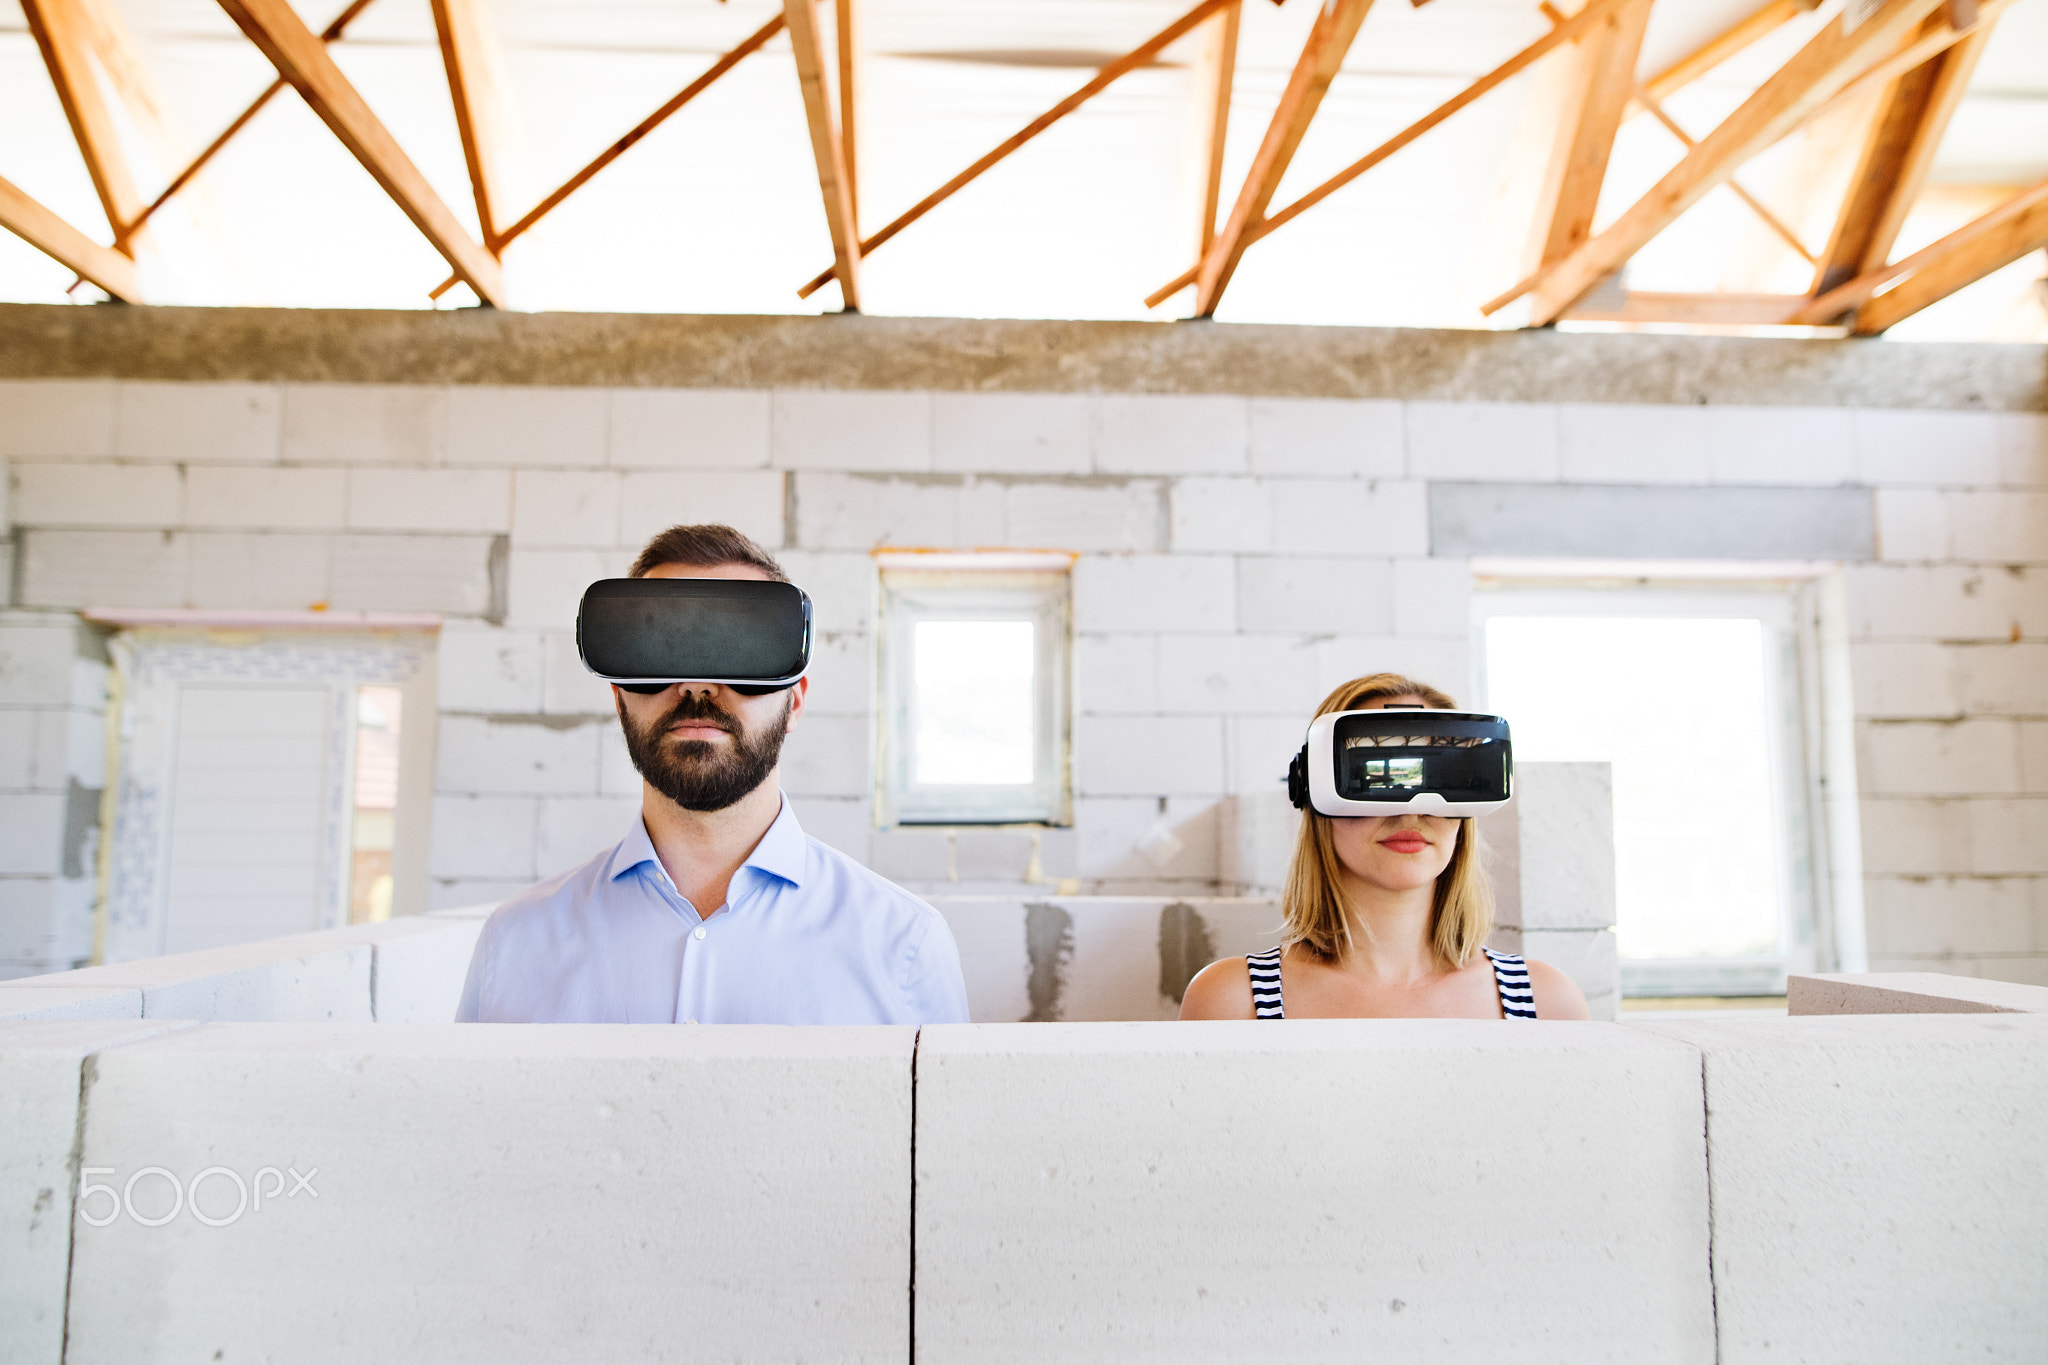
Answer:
[
  {"left": 1482, "top": 948, "right": 1539, "bottom": 1020},
  {"left": 1246, "top": 947, "right": 1286, "bottom": 1020}
]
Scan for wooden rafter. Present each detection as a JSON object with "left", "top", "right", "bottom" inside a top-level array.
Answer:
[
  {"left": 1854, "top": 181, "right": 2048, "bottom": 333},
  {"left": 797, "top": 0, "right": 1241, "bottom": 302},
  {"left": 19, "top": 0, "right": 148, "bottom": 243},
  {"left": 1812, "top": 13, "right": 1994, "bottom": 294},
  {"left": 1148, "top": 0, "right": 1635, "bottom": 309},
  {"left": 1191, "top": 0, "right": 1376, "bottom": 317},
  {"left": 835, "top": 0, "right": 862, "bottom": 228},
  {"left": 431, "top": 0, "right": 520, "bottom": 251},
  {"left": 1491, "top": 0, "right": 1949, "bottom": 326},
  {"left": 1787, "top": 176, "right": 2048, "bottom": 330},
  {"left": 1190, "top": 0, "right": 1244, "bottom": 255},
  {"left": 1637, "top": 94, "right": 1814, "bottom": 264},
  {"left": 0, "top": 172, "right": 141, "bottom": 300},
  {"left": 1637, "top": 0, "right": 1811, "bottom": 106},
  {"left": 786, "top": 0, "right": 862, "bottom": 310},
  {"left": 1529, "top": 0, "right": 1654, "bottom": 268},
  {"left": 430, "top": 12, "right": 787, "bottom": 300},
  {"left": 108, "top": 0, "right": 377, "bottom": 257},
  {"left": 214, "top": 0, "right": 503, "bottom": 305}
]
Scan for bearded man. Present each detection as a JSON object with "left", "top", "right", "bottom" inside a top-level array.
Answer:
[{"left": 456, "top": 524, "right": 969, "bottom": 1025}]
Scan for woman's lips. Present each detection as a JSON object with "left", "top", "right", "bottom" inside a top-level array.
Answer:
[{"left": 1379, "top": 833, "right": 1431, "bottom": 853}]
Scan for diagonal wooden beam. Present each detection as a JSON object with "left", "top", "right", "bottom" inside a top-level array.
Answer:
[
  {"left": 216, "top": 0, "right": 505, "bottom": 306},
  {"left": 1529, "top": 0, "right": 1654, "bottom": 267},
  {"left": 835, "top": 0, "right": 862, "bottom": 229},
  {"left": 1637, "top": 94, "right": 1814, "bottom": 264},
  {"left": 0, "top": 172, "right": 141, "bottom": 300},
  {"left": 1148, "top": 0, "right": 1634, "bottom": 309},
  {"left": 19, "top": 0, "right": 149, "bottom": 242},
  {"left": 109, "top": 0, "right": 378, "bottom": 256},
  {"left": 1637, "top": 0, "right": 1810, "bottom": 106},
  {"left": 785, "top": 0, "right": 861, "bottom": 310},
  {"left": 1189, "top": 0, "right": 1244, "bottom": 256},
  {"left": 1192, "top": 0, "right": 1376, "bottom": 316},
  {"left": 431, "top": 0, "right": 522, "bottom": 251},
  {"left": 1853, "top": 184, "right": 2048, "bottom": 333},
  {"left": 430, "top": 11, "right": 786, "bottom": 301},
  {"left": 1791, "top": 176, "right": 2048, "bottom": 323},
  {"left": 797, "top": 0, "right": 1240, "bottom": 301},
  {"left": 1812, "top": 14, "right": 1994, "bottom": 294},
  {"left": 1498, "top": 0, "right": 1949, "bottom": 325}
]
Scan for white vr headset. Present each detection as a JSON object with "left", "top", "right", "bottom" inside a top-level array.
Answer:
[{"left": 1286, "top": 708, "right": 1513, "bottom": 818}]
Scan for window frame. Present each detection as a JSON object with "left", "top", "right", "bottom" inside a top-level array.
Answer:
[
  {"left": 1472, "top": 570, "right": 1851, "bottom": 997},
  {"left": 874, "top": 554, "right": 1074, "bottom": 828}
]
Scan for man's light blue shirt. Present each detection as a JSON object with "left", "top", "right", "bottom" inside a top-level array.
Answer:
[{"left": 456, "top": 798, "right": 969, "bottom": 1025}]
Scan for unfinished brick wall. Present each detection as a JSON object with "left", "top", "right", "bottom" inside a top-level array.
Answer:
[{"left": 0, "top": 345, "right": 2042, "bottom": 984}]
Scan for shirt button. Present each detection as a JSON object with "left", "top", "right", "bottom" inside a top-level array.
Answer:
[{"left": 692, "top": 926, "right": 706, "bottom": 941}]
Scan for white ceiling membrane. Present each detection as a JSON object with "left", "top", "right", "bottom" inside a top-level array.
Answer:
[{"left": 0, "top": 0, "right": 2041, "bottom": 339}]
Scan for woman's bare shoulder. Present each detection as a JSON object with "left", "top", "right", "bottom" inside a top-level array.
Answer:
[
  {"left": 1180, "top": 957, "right": 1256, "bottom": 1021},
  {"left": 1524, "top": 958, "right": 1591, "bottom": 1021}
]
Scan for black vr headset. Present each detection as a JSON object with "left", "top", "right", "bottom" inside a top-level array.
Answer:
[
  {"left": 577, "top": 577, "right": 812, "bottom": 695},
  {"left": 1286, "top": 707, "right": 1513, "bottom": 818}
]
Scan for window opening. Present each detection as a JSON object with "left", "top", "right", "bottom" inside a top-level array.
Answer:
[
  {"left": 878, "top": 555, "right": 1072, "bottom": 826},
  {"left": 1478, "top": 582, "right": 1824, "bottom": 996},
  {"left": 350, "top": 685, "right": 403, "bottom": 923}
]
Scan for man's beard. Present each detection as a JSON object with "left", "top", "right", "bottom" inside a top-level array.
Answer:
[{"left": 618, "top": 690, "right": 791, "bottom": 813}]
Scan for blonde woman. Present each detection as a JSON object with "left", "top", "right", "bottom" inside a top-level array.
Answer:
[{"left": 1182, "top": 673, "right": 1589, "bottom": 1021}]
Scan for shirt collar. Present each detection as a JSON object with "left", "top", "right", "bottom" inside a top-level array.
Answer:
[{"left": 603, "top": 796, "right": 808, "bottom": 892}]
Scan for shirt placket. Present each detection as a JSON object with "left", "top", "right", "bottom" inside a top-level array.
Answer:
[{"left": 648, "top": 863, "right": 708, "bottom": 1025}]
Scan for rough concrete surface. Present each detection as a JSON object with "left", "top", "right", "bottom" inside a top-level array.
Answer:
[
  {"left": 0, "top": 1020, "right": 193, "bottom": 1365},
  {"left": 1637, "top": 1014, "right": 2048, "bottom": 1364},
  {"left": 63, "top": 1022, "right": 915, "bottom": 1365},
  {"left": 914, "top": 1020, "right": 1714, "bottom": 1364},
  {"left": 1, "top": 305, "right": 2041, "bottom": 409}
]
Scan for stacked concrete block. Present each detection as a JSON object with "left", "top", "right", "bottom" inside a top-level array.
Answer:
[
  {"left": 0, "top": 612, "right": 109, "bottom": 977},
  {"left": 0, "top": 1019, "right": 192, "bottom": 1365},
  {"left": 4, "top": 363, "right": 2048, "bottom": 989},
  {"left": 1482, "top": 762, "right": 1620, "bottom": 1019},
  {"left": 1847, "top": 407, "right": 2048, "bottom": 987},
  {"left": 927, "top": 896, "right": 1284, "bottom": 1021},
  {"left": 915, "top": 1020, "right": 1715, "bottom": 1363},
  {"left": 1638, "top": 1014, "right": 2048, "bottom": 1362},
  {"left": 62, "top": 1022, "right": 914, "bottom": 1364}
]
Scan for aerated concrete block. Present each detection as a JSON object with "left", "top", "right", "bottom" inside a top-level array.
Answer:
[
  {"left": 364, "top": 918, "right": 488, "bottom": 1022},
  {"left": 63, "top": 1023, "right": 913, "bottom": 1365},
  {"left": 1636, "top": 1014, "right": 2048, "bottom": 1364},
  {"left": 0, "top": 1019, "right": 192, "bottom": 1365},
  {"left": 1788, "top": 971, "right": 2048, "bottom": 1014},
  {"left": 926, "top": 897, "right": 1284, "bottom": 1022},
  {"left": 915, "top": 1020, "right": 1714, "bottom": 1364},
  {"left": 0, "top": 985, "right": 142, "bottom": 1020},
  {"left": 9, "top": 930, "right": 375, "bottom": 1021}
]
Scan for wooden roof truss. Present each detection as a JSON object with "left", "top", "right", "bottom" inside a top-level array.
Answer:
[{"left": 0, "top": 0, "right": 2036, "bottom": 333}]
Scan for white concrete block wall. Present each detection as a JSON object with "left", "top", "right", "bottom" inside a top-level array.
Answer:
[
  {"left": 0, "top": 1019, "right": 193, "bottom": 1365},
  {"left": 1638, "top": 1014, "right": 2048, "bottom": 1363},
  {"left": 62, "top": 1023, "right": 915, "bottom": 1365},
  {"left": 0, "top": 612, "right": 108, "bottom": 975},
  {"left": 915, "top": 1020, "right": 1715, "bottom": 1363},
  {"left": 2, "top": 378, "right": 2045, "bottom": 989}
]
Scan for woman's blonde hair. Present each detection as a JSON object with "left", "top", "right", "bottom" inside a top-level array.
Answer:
[{"left": 1279, "top": 673, "right": 1495, "bottom": 966}]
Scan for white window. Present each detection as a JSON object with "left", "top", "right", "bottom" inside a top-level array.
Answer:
[
  {"left": 876, "top": 554, "right": 1072, "bottom": 826},
  {"left": 1476, "top": 573, "right": 1860, "bottom": 997}
]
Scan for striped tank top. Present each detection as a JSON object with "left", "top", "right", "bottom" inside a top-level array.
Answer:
[{"left": 1245, "top": 946, "right": 1539, "bottom": 1020}]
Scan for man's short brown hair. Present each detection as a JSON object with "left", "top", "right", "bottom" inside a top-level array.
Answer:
[{"left": 628, "top": 524, "right": 788, "bottom": 582}]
